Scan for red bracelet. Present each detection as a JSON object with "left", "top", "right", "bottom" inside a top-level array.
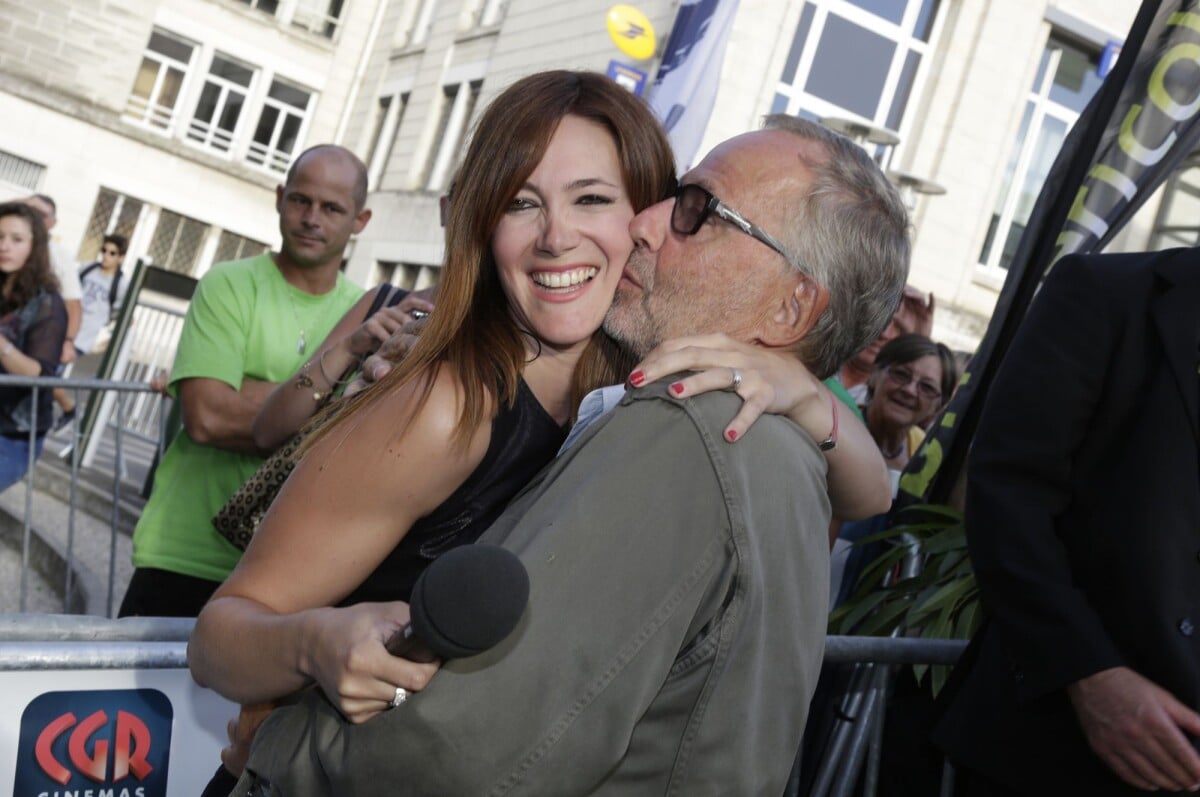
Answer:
[{"left": 818, "top": 388, "right": 838, "bottom": 452}]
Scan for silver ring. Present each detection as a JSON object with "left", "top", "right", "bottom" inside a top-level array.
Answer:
[
  {"left": 729, "top": 367, "right": 742, "bottom": 391},
  {"left": 389, "top": 686, "right": 408, "bottom": 709}
]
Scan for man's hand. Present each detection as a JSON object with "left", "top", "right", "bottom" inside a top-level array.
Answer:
[
  {"left": 1067, "top": 666, "right": 1200, "bottom": 791},
  {"left": 149, "top": 369, "right": 170, "bottom": 396},
  {"left": 60, "top": 339, "right": 77, "bottom": 365}
]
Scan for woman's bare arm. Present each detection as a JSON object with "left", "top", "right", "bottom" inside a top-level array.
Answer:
[{"left": 190, "top": 367, "right": 490, "bottom": 722}]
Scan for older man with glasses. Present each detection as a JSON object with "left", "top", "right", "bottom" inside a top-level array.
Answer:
[{"left": 233, "top": 116, "right": 910, "bottom": 796}]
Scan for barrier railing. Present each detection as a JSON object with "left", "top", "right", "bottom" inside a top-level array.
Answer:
[
  {"left": 0, "top": 374, "right": 166, "bottom": 617},
  {"left": 0, "top": 614, "right": 966, "bottom": 794}
]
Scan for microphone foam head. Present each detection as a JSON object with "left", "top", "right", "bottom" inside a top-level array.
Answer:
[{"left": 408, "top": 543, "right": 530, "bottom": 659}]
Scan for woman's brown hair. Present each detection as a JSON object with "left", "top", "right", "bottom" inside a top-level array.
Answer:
[
  {"left": 313, "top": 70, "right": 676, "bottom": 450},
  {"left": 0, "top": 202, "right": 59, "bottom": 313}
]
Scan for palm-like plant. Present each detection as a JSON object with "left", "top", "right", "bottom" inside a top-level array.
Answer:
[{"left": 829, "top": 503, "right": 979, "bottom": 695}]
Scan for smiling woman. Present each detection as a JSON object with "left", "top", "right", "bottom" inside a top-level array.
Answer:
[{"left": 863, "top": 332, "right": 957, "bottom": 469}]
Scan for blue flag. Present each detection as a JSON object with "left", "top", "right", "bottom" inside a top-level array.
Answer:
[{"left": 648, "top": 0, "right": 740, "bottom": 172}]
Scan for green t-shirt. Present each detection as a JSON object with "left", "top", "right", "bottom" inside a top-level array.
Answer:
[
  {"left": 131, "top": 254, "right": 363, "bottom": 582},
  {"left": 823, "top": 376, "right": 865, "bottom": 422}
]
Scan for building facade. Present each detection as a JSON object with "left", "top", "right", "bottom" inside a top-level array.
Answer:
[
  {"left": 2, "top": 0, "right": 1169, "bottom": 350},
  {"left": 344, "top": 0, "right": 1151, "bottom": 350},
  {"left": 0, "top": 0, "right": 384, "bottom": 276}
]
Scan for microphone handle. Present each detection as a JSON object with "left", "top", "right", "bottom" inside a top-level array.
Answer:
[{"left": 384, "top": 623, "right": 439, "bottom": 663}]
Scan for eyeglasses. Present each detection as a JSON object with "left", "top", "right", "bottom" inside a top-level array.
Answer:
[
  {"left": 671, "top": 182, "right": 792, "bottom": 264},
  {"left": 884, "top": 365, "right": 942, "bottom": 401}
]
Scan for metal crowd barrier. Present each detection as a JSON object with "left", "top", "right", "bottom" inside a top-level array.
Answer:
[
  {"left": 0, "top": 374, "right": 167, "bottom": 617},
  {"left": 0, "top": 613, "right": 964, "bottom": 670},
  {"left": 0, "top": 615, "right": 967, "bottom": 795}
]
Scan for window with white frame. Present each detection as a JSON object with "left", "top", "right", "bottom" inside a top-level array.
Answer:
[
  {"left": 187, "top": 54, "right": 256, "bottom": 154},
  {"left": 292, "top": 0, "right": 346, "bottom": 38},
  {"left": 424, "top": 80, "right": 481, "bottom": 191},
  {"left": 236, "top": 0, "right": 345, "bottom": 39},
  {"left": 367, "top": 93, "right": 410, "bottom": 188},
  {"left": 398, "top": 0, "right": 437, "bottom": 48},
  {"left": 770, "top": 0, "right": 940, "bottom": 133},
  {"left": 246, "top": 79, "right": 313, "bottom": 173},
  {"left": 236, "top": 0, "right": 281, "bottom": 14},
  {"left": 125, "top": 30, "right": 196, "bottom": 133},
  {"left": 461, "top": 0, "right": 505, "bottom": 28},
  {"left": 978, "top": 35, "right": 1105, "bottom": 271}
]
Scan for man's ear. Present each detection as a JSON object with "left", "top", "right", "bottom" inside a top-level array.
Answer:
[
  {"left": 761, "top": 275, "right": 828, "bottom": 348},
  {"left": 353, "top": 207, "right": 372, "bottom": 234},
  {"left": 275, "top": 185, "right": 285, "bottom": 214}
]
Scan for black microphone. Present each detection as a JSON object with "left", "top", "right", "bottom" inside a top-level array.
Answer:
[{"left": 385, "top": 543, "right": 529, "bottom": 663}]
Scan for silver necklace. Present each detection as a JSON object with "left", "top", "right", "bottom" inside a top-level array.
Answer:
[{"left": 284, "top": 286, "right": 311, "bottom": 355}]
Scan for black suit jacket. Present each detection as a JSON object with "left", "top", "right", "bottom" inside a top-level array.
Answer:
[{"left": 935, "top": 249, "right": 1200, "bottom": 795}]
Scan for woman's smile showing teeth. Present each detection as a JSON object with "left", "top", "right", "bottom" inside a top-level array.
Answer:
[{"left": 531, "top": 266, "right": 598, "bottom": 291}]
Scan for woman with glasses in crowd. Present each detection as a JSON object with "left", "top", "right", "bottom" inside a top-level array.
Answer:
[
  {"left": 0, "top": 202, "right": 67, "bottom": 491},
  {"left": 863, "top": 333, "right": 958, "bottom": 473}
]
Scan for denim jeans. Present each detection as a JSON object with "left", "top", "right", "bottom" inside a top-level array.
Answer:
[{"left": 0, "top": 434, "right": 45, "bottom": 492}]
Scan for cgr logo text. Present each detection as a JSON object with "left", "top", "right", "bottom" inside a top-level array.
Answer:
[
  {"left": 35, "top": 710, "right": 153, "bottom": 785},
  {"left": 15, "top": 689, "right": 172, "bottom": 797}
]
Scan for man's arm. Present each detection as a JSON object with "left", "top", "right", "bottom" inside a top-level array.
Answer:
[
  {"left": 179, "top": 376, "right": 278, "bottom": 454},
  {"left": 967, "top": 254, "right": 1200, "bottom": 791},
  {"left": 169, "top": 264, "right": 268, "bottom": 454},
  {"left": 967, "top": 255, "right": 1125, "bottom": 692}
]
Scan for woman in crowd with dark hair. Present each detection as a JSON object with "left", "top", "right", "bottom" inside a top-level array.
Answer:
[
  {"left": 190, "top": 70, "right": 889, "bottom": 750},
  {"left": 0, "top": 202, "right": 67, "bottom": 491},
  {"left": 863, "top": 333, "right": 958, "bottom": 473}
]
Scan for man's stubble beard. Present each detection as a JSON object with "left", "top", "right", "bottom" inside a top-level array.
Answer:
[{"left": 603, "top": 286, "right": 663, "bottom": 360}]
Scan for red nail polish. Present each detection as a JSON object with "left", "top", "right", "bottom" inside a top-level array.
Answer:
[
  {"left": 725, "top": 429, "right": 738, "bottom": 442},
  {"left": 670, "top": 382, "right": 684, "bottom": 395},
  {"left": 629, "top": 370, "right": 645, "bottom": 387}
]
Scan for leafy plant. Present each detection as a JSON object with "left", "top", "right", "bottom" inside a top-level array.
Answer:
[{"left": 829, "top": 503, "right": 979, "bottom": 695}]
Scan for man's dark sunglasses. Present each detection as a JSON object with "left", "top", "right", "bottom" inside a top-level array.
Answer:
[{"left": 669, "top": 182, "right": 792, "bottom": 264}]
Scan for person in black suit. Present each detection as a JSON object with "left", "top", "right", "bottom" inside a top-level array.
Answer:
[{"left": 934, "top": 248, "right": 1200, "bottom": 795}]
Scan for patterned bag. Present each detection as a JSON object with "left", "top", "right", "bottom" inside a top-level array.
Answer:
[
  {"left": 211, "top": 418, "right": 318, "bottom": 550},
  {"left": 212, "top": 283, "right": 405, "bottom": 550}
]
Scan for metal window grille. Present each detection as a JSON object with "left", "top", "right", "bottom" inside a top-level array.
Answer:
[
  {"left": 0, "top": 149, "right": 45, "bottom": 192},
  {"left": 78, "top": 189, "right": 144, "bottom": 264},
  {"left": 214, "top": 230, "right": 269, "bottom": 264},
  {"left": 147, "top": 211, "right": 209, "bottom": 275}
]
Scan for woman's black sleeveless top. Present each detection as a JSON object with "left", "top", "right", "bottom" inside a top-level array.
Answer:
[{"left": 340, "top": 378, "right": 567, "bottom": 606}]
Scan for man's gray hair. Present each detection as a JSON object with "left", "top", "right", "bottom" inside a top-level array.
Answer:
[{"left": 763, "top": 114, "right": 910, "bottom": 378}]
